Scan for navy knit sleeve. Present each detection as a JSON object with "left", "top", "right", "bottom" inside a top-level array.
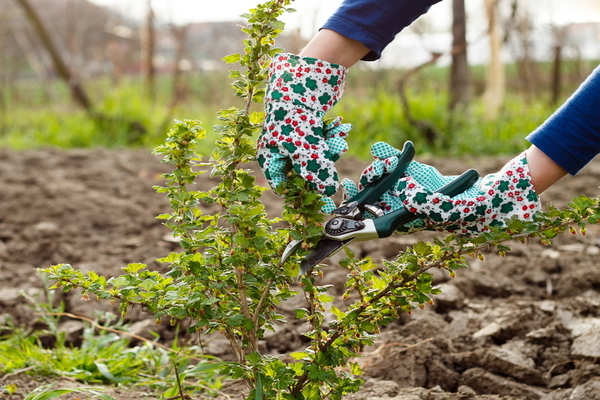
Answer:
[
  {"left": 526, "top": 65, "right": 600, "bottom": 175},
  {"left": 321, "top": 0, "right": 444, "bottom": 61}
]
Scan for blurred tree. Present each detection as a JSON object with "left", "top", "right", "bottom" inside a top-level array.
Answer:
[
  {"left": 396, "top": 52, "right": 444, "bottom": 145},
  {"left": 142, "top": 0, "right": 156, "bottom": 100},
  {"left": 12, "top": 0, "right": 150, "bottom": 142},
  {"left": 483, "top": 0, "right": 505, "bottom": 120},
  {"left": 449, "top": 0, "right": 470, "bottom": 111},
  {"left": 159, "top": 23, "right": 190, "bottom": 133},
  {"left": 7, "top": 19, "right": 53, "bottom": 99},
  {"left": 504, "top": 0, "right": 538, "bottom": 104},
  {"left": 13, "top": 0, "right": 93, "bottom": 112},
  {"left": 550, "top": 25, "right": 568, "bottom": 106}
]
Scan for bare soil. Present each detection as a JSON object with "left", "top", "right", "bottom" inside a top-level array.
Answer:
[{"left": 1, "top": 147, "right": 600, "bottom": 400}]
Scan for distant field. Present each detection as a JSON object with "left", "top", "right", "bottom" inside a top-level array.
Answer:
[{"left": 1, "top": 60, "right": 597, "bottom": 159}]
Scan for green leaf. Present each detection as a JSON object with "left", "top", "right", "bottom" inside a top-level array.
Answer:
[
  {"left": 568, "top": 195, "right": 592, "bottom": 211},
  {"left": 330, "top": 306, "right": 346, "bottom": 319},
  {"left": 291, "top": 362, "right": 304, "bottom": 376},
  {"left": 370, "top": 275, "right": 387, "bottom": 290},
  {"left": 94, "top": 362, "right": 118, "bottom": 383},
  {"left": 5, "top": 383, "right": 17, "bottom": 395},
  {"left": 246, "top": 351, "right": 262, "bottom": 365},
  {"left": 25, "top": 389, "right": 74, "bottom": 400},
  {"left": 317, "top": 294, "right": 334, "bottom": 303},
  {"left": 413, "top": 242, "right": 431, "bottom": 256},
  {"left": 122, "top": 263, "right": 146, "bottom": 273},
  {"left": 349, "top": 362, "right": 363, "bottom": 376},
  {"left": 289, "top": 351, "right": 309, "bottom": 360},
  {"left": 255, "top": 374, "right": 263, "bottom": 400}
]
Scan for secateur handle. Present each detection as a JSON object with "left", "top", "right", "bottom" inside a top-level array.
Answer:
[
  {"left": 372, "top": 168, "right": 481, "bottom": 238},
  {"left": 332, "top": 141, "right": 415, "bottom": 217}
]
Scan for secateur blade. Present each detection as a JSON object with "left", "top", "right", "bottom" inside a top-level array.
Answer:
[
  {"left": 299, "top": 237, "right": 353, "bottom": 275},
  {"left": 280, "top": 239, "right": 303, "bottom": 266},
  {"left": 280, "top": 237, "right": 351, "bottom": 275}
]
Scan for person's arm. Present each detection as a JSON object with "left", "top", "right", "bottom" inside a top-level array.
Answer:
[
  {"left": 526, "top": 145, "right": 567, "bottom": 194},
  {"left": 320, "top": 0, "right": 444, "bottom": 61},
  {"left": 299, "top": 29, "right": 369, "bottom": 68},
  {"left": 526, "top": 64, "right": 600, "bottom": 189}
]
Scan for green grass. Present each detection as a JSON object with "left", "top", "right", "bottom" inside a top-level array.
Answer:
[
  {"left": 0, "top": 73, "right": 232, "bottom": 152},
  {"left": 336, "top": 80, "right": 556, "bottom": 159},
  {"left": 0, "top": 290, "right": 225, "bottom": 399},
  {"left": 0, "top": 324, "right": 224, "bottom": 398},
  {"left": 0, "top": 62, "right": 595, "bottom": 160}
]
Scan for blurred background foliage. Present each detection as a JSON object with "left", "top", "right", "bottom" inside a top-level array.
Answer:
[{"left": 1, "top": 0, "right": 599, "bottom": 160}]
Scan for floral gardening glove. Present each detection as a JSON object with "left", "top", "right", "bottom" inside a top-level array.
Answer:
[
  {"left": 257, "top": 53, "right": 350, "bottom": 210},
  {"left": 341, "top": 142, "right": 542, "bottom": 235}
]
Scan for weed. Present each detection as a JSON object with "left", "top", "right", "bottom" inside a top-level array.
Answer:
[{"left": 0, "top": 289, "right": 224, "bottom": 398}]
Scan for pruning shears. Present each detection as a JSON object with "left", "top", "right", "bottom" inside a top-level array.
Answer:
[{"left": 280, "top": 141, "right": 481, "bottom": 275}]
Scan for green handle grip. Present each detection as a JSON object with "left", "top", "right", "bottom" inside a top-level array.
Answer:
[
  {"left": 372, "top": 168, "right": 480, "bottom": 238},
  {"left": 341, "top": 141, "right": 415, "bottom": 210}
]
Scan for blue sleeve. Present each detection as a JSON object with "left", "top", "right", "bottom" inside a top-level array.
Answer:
[
  {"left": 320, "top": 0, "right": 443, "bottom": 61},
  {"left": 526, "top": 65, "right": 600, "bottom": 175}
]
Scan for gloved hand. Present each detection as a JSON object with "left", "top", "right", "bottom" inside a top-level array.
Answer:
[
  {"left": 257, "top": 53, "right": 350, "bottom": 205},
  {"left": 341, "top": 142, "right": 541, "bottom": 235}
]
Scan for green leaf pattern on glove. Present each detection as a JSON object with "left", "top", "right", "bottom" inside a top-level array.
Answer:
[
  {"left": 257, "top": 53, "right": 349, "bottom": 198},
  {"left": 343, "top": 142, "right": 541, "bottom": 235},
  {"left": 398, "top": 152, "right": 540, "bottom": 234}
]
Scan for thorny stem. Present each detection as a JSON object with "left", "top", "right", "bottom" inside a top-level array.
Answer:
[
  {"left": 252, "top": 278, "right": 274, "bottom": 325},
  {"left": 222, "top": 327, "right": 246, "bottom": 364},
  {"left": 292, "top": 375, "right": 308, "bottom": 396},
  {"left": 173, "top": 361, "right": 190, "bottom": 400},
  {"left": 244, "top": 88, "right": 254, "bottom": 116},
  {"left": 234, "top": 265, "right": 258, "bottom": 352}
]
